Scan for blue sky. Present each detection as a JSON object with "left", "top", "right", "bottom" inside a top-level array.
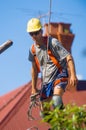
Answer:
[{"left": 0, "top": 0, "right": 86, "bottom": 95}]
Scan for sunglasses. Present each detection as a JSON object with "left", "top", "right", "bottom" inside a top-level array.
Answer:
[{"left": 29, "top": 30, "right": 41, "bottom": 36}]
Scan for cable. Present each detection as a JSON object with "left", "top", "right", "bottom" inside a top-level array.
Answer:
[{"left": 43, "top": 0, "right": 52, "bottom": 84}]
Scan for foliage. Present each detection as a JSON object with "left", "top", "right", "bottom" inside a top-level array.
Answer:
[{"left": 42, "top": 103, "right": 86, "bottom": 130}]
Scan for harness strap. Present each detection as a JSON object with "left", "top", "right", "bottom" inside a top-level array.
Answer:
[
  {"left": 31, "top": 37, "right": 62, "bottom": 73},
  {"left": 31, "top": 44, "right": 40, "bottom": 73},
  {"left": 48, "top": 50, "right": 62, "bottom": 72},
  {"left": 54, "top": 77, "right": 68, "bottom": 87}
]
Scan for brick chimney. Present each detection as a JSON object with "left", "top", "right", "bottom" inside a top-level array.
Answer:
[{"left": 44, "top": 22, "right": 75, "bottom": 53}]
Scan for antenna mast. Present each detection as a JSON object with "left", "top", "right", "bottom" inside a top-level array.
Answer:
[
  {"left": 43, "top": 0, "right": 52, "bottom": 83},
  {"left": 48, "top": 0, "right": 52, "bottom": 35}
]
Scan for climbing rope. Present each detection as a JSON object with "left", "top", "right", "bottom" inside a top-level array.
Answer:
[
  {"left": 27, "top": 0, "right": 52, "bottom": 124},
  {"left": 27, "top": 126, "right": 39, "bottom": 130},
  {"left": 43, "top": 0, "right": 52, "bottom": 84},
  {"left": 27, "top": 92, "right": 40, "bottom": 120}
]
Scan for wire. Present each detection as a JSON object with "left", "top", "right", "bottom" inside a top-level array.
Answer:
[
  {"left": 43, "top": 0, "right": 52, "bottom": 84},
  {"left": 47, "top": 0, "right": 52, "bottom": 55},
  {"left": 48, "top": 0, "right": 52, "bottom": 35}
]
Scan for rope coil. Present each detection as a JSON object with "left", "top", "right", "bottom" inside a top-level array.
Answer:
[{"left": 27, "top": 92, "right": 40, "bottom": 120}]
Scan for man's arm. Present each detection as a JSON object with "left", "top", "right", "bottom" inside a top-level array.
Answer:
[
  {"left": 66, "top": 54, "right": 78, "bottom": 89},
  {"left": 31, "top": 61, "right": 38, "bottom": 94}
]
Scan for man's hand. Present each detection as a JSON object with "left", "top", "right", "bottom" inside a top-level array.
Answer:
[
  {"left": 69, "top": 75, "right": 78, "bottom": 87},
  {"left": 66, "top": 75, "right": 78, "bottom": 92},
  {"left": 31, "top": 88, "right": 38, "bottom": 95},
  {"left": 27, "top": 91, "right": 40, "bottom": 120}
]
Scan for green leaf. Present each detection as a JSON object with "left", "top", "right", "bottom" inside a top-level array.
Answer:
[{"left": 42, "top": 102, "right": 86, "bottom": 130}]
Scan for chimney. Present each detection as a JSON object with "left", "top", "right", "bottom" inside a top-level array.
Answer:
[{"left": 44, "top": 22, "right": 75, "bottom": 53}]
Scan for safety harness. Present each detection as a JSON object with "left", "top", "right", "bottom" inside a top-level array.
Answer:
[
  {"left": 28, "top": 36, "right": 68, "bottom": 120},
  {"left": 31, "top": 36, "right": 68, "bottom": 85},
  {"left": 31, "top": 36, "right": 63, "bottom": 73}
]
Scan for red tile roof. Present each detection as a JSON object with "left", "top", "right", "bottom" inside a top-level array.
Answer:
[{"left": 0, "top": 79, "right": 86, "bottom": 130}]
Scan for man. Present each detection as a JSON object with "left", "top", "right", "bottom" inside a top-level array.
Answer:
[{"left": 27, "top": 18, "right": 78, "bottom": 116}]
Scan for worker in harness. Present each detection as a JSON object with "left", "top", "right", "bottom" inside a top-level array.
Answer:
[{"left": 27, "top": 18, "right": 78, "bottom": 118}]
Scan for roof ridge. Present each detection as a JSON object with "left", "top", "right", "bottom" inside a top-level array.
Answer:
[{"left": 0, "top": 82, "right": 31, "bottom": 111}]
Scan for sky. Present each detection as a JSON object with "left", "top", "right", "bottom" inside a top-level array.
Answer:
[{"left": 0, "top": 0, "right": 86, "bottom": 96}]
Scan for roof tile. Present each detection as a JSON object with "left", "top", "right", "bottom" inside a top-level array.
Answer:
[{"left": 0, "top": 79, "right": 86, "bottom": 130}]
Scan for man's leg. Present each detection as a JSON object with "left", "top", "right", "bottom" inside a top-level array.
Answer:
[
  {"left": 52, "top": 94, "right": 63, "bottom": 109},
  {"left": 40, "top": 98, "right": 51, "bottom": 118},
  {"left": 52, "top": 86, "right": 64, "bottom": 109}
]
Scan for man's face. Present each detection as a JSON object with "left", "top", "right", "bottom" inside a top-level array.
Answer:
[{"left": 29, "top": 29, "right": 42, "bottom": 42}]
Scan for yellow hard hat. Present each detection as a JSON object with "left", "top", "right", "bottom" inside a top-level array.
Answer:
[{"left": 27, "top": 18, "right": 42, "bottom": 32}]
